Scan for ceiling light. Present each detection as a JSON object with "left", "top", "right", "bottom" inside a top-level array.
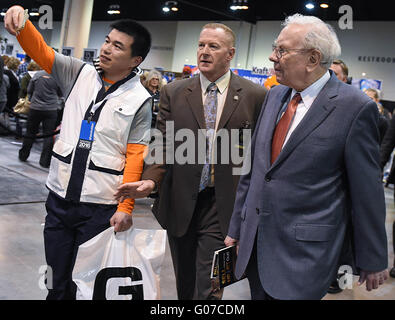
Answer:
[
  {"left": 230, "top": 0, "right": 249, "bottom": 11},
  {"left": 320, "top": 3, "right": 329, "bottom": 8},
  {"left": 305, "top": 3, "right": 315, "bottom": 10},
  {"left": 107, "top": 4, "right": 121, "bottom": 15},
  {"left": 163, "top": 1, "right": 178, "bottom": 13},
  {"left": 29, "top": 8, "right": 40, "bottom": 16}
]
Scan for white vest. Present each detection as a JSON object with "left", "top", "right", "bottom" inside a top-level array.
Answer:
[{"left": 46, "top": 64, "right": 151, "bottom": 204}]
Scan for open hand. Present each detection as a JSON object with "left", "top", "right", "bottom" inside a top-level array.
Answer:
[
  {"left": 114, "top": 180, "right": 156, "bottom": 202},
  {"left": 358, "top": 269, "right": 389, "bottom": 291}
]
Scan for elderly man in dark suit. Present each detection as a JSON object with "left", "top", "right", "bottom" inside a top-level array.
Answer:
[
  {"left": 225, "top": 14, "right": 389, "bottom": 300},
  {"left": 115, "top": 23, "right": 267, "bottom": 299}
]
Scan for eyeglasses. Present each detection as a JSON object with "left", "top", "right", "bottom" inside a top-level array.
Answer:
[{"left": 271, "top": 44, "right": 312, "bottom": 59}]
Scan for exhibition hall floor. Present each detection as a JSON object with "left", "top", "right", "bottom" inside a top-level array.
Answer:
[{"left": 0, "top": 136, "right": 394, "bottom": 300}]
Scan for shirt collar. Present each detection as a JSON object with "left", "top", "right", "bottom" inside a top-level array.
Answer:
[
  {"left": 200, "top": 70, "right": 231, "bottom": 95},
  {"left": 291, "top": 71, "right": 330, "bottom": 109}
]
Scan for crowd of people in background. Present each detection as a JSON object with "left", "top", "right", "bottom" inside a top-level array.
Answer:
[{"left": 1, "top": 54, "right": 64, "bottom": 166}]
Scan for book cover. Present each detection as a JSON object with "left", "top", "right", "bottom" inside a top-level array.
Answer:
[{"left": 210, "top": 245, "right": 244, "bottom": 291}]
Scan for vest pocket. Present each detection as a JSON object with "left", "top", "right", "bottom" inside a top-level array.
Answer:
[
  {"left": 88, "top": 160, "right": 124, "bottom": 175},
  {"left": 88, "top": 153, "right": 125, "bottom": 175},
  {"left": 52, "top": 139, "right": 74, "bottom": 163},
  {"left": 48, "top": 139, "right": 75, "bottom": 194},
  {"left": 83, "top": 153, "right": 125, "bottom": 203}
]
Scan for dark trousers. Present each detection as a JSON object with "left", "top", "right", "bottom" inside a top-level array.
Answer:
[
  {"left": 19, "top": 109, "right": 58, "bottom": 167},
  {"left": 168, "top": 187, "right": 225, "bottom": 300},
  {"left": 393, "top": 220, "right": 395, "bottom": 263},
  {"left": 43, "top": 192, "right": 117, "bottom": 300},
  {"left": 246, "top": 241, "right": 277, "bottom": 300}
]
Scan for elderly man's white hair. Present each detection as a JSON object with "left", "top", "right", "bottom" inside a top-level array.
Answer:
[{"left": 282, "top": 14, "right": 341, "bottom": 69}]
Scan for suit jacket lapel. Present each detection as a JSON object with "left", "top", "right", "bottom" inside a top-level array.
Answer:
[
  {"left": 186, "top": 76, "right": 205, "bottom": 129},
  {"left": 217, "top": 73, "right": 242, "bottom": 130},
  {"left": 270, "top": 75, "right": 339, "bottom": 170}
]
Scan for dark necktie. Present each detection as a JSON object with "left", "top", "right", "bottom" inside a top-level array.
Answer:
[
  {"left": 271, "top": 93, "right": 302, "bottom": 164},
  {"left": 199, "top": 82, "right": 218, "bottom": 191}
]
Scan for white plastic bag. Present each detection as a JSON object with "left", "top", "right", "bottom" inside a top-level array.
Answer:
[{"left": 72, "top": 227, "right": 167, "bottom": 300}]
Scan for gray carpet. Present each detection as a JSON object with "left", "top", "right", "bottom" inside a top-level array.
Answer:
[{"left": 0, "top": 167, "right": 49, "bottom": 204}]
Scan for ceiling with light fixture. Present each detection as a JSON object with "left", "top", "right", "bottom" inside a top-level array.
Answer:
[{"left": 0, "top": 0, "right": 393, "bottom": 24}]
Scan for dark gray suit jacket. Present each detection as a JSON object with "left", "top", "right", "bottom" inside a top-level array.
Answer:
[
  {"left": 227, "top": 72, "right": 388, "bottom": 299},
  {"left": 143, "top": 72, "right": 267, "bottom": 237}
]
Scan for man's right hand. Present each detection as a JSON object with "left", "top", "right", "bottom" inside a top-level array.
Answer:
[
  {"left": 114, "top": 180, "right": 156, "bottom": 202},
  {"left": 4, "top": 5, "right": 25, "bottom": 36},
  {"left": 224, "top": 235, "right": 239, "bottom": 255}
]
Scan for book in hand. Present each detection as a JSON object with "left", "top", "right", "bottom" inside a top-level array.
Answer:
[{"left": 211, "top": 245, "right": 244, "bottom": 291}]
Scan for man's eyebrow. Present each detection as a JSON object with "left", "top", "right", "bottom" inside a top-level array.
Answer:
[{"left": 105, "top": 35, "right": 125, "bottom": 48}]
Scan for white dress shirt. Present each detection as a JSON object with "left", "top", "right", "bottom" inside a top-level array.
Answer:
[{"left": 282, "top": 71, "right": 331, "bottom": 147}]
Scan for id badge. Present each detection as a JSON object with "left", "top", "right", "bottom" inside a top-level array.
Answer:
[{"left": 78, "top": 120, "right": 96, "bottom": 150}]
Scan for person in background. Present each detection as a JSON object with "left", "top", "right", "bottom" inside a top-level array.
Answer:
[
  {"left": 364, "top": 88, "right": 389, "bottom": 144},
  {"left": 0, "top": 57, "right": 10, "bottom": 135},
  {"left": 4, "top": 56, "right": 22, "bottom": 137},
  {"left": 181, "top": 65, "right": 192, "bottom": 79},
  {"left": 0, "top": 56, "right": 8, "bottom": 114},
  {"left": 144, "top": 69, "right": 163, "bottom": 127},
  {"left": 4, "top": 56, "right": 20, "bottom": 112},
  {"left": 365, "top": 88, "right": 391, "bottom": 120},
  {"left": 2, "top": 55, "right": 10, "bottom": 69},
  {"left": 330, "top": 59, "right": 348, "bottom": 83},
  {"left": 18, "top": 61, "right": 41, "bottom": 98},
  {"left": 380, "top": 114, "right": 395, "bottom": 279},
  {"left": 140, "top": 70, "right": 148, "bottom": 85},
  {"left": 16, "top": 54, "right": 31, "bottom": 79},
  {"left": 18, "top": 70, "right": 63, "bottom": 168}
]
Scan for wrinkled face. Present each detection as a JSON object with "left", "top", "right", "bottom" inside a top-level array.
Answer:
[
  {"left": 269, "top": 24, "right": 312, "bottom": 89},
  {"left": 197, "top": 28, "right": 235, "bottom": 82},
  {"left": 99, "top": 29, "right": 140, "bottom": 78},
  {"left": 330, "top": 63, "right": 347, "bottom": 82}
]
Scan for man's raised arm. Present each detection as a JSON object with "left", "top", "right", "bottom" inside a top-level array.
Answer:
[{"left": 5, "top": 5, "right": 55, "bottom": 74}]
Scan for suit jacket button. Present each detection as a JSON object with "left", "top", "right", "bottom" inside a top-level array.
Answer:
[
  {"left": 256, "top": 208, "right": 259, "bottom": 215},
  {"left": 265, "top": 176, "right": 271, "bottom": 182}
]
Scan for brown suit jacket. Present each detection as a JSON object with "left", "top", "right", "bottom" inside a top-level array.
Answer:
[{"left": 142, "top": 72, "right": 267, "bottom": 237}]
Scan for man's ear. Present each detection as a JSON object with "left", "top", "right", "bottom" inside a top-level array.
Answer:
[
  {"left": 307, "top": 49, "right": 321, "bottom": 71},
  {"left": 227, "top": 47, "right": 236, "bottom": 61},
  {"left": 131, "top": 56, "right": 143, "bottom": 68}
]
